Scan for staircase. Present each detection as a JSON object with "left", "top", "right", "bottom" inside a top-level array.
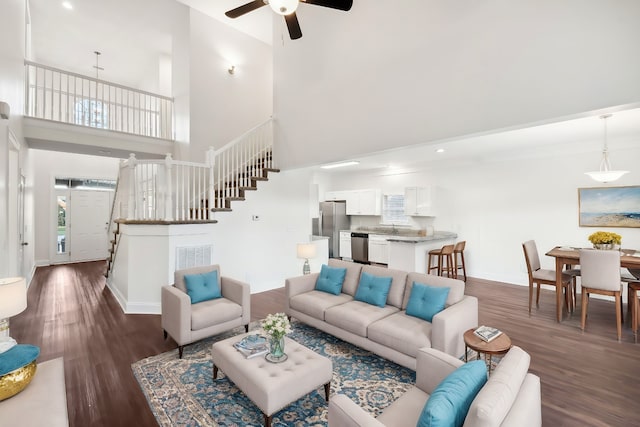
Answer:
[{"left": 105, "top": 119, "right": 278, "bottom": 276}]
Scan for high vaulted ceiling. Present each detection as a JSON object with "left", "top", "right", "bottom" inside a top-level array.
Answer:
[{"left": 26, "top": 0, "right": 640, "bottom": 170}]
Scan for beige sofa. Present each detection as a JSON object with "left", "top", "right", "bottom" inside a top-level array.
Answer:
[
  {"left": 0, "top": 358, "right": 69, "bottom": 427},
  {"left": 328, "top": 346, "right": 542, "bottom": 427},
  {"left": 285, "top": 259, "right": 478, "bottom": 369}
]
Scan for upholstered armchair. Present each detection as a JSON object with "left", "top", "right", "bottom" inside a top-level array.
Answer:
[
  {"left": 161, "top": 265, "right": 250, "bottom": 358},
  {"left": 328, "top": 346, "right": 541, "bottom": 427}
]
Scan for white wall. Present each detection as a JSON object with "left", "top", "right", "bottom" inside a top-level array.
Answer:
[
  {"left": 211, "top": 168, "right": 316, "bottom": 293},
  {"left": 188, "top": 9, "right": 273, "bottom": 161},
  {"left": 322, "top": 142, "right": 640, "bottom": 287},
  {"left": 273, "top": 0, "right": 640, "bottom": 169},
  {"left": 31, "top": 150, "right": 120, "bottom": 265},
  {"left": 0, "top": 0, "right": 30, "bottom": 279}
]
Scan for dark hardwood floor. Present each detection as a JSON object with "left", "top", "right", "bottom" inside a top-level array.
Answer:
[{"left": 9, "top": 261, "right": 640, "bottom": 426}]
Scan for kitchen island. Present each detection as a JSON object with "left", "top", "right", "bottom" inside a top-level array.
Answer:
[{"left": 387, "top": 231, "right": 457, "bottom": 273}]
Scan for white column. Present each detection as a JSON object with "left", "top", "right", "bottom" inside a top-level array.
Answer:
[
  {"left": 164, "top": 153, "right": 173, "bottom": 221},
  {"left": 127, "top": 153, "right": 137, "bottom": 219},
  {"left": 207, "top": 146, "right": 215, "bottom": 219}
]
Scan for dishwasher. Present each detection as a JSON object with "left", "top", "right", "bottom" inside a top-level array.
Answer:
[{"left": 350, "top": 232, "right": 369, "bottom": 264}]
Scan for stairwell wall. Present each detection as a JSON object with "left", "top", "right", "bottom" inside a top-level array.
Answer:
[{"left": 187, "top": 9, "right": 273, "bottom": 163}]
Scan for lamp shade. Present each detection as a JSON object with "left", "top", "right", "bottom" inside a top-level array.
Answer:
[
  {"left": 0, "top": 277, "right": 27, "bottom": 319},
  {"left": 297, "top": 243, "right": 317, "bottom": 259}
]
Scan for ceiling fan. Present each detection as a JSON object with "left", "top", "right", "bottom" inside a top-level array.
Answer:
[{"left": 225, "top": 0, "right": 353, "bottom": 40}]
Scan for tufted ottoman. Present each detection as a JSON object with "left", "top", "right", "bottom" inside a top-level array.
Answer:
[{"left": 212, "top": 333, "right": 333, "bottom": 427}]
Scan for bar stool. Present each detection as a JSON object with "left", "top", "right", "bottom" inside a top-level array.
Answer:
[
  {"left": 427, "top": 244, "right": 455, "bottom": 278},
  {"left": 453, "top": 241, "right": 467, "bottom": 282}
]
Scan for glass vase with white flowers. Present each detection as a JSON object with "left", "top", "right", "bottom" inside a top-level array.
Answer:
[{"left": 261, "top": 312, "right": 292, "bottom": 361}]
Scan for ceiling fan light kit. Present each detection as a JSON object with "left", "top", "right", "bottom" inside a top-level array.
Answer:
[
  {"left": 584, "top": 114, "right": 629, "bottom": 183},
  {"left": 225, "top": 0, "right": 353, "bottom": 40},
  {"left": 269, "top": 0, "right": 299, "bottom": 15}
]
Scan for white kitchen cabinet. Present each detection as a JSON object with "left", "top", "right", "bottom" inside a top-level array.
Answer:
[
  {"left": 404, "top": 186, "right": 434, "bottom": 216},
  {"left": 324, "top": 191, "right": 349, "bottom": 201},
  {"left": 346, "top": 189, "right": 382, "bottom": 216},
  {"left": 368, "top": 234, "right": 389, "bottom": 264},
  {"left": 339, "top": 231, "right": 352, "bottom": 259}
]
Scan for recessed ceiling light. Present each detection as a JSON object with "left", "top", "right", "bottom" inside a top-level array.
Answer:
[
  {"left": 62, "top": 1, "right": 73, "bottom": 10},
  {"left": 435, "top": 148, "right": 445, "bottom": 153},
  {"left": 320, "top": 161, "right": 359, "bottom": 169}
]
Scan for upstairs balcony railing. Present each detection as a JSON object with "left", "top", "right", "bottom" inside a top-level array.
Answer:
[{"left": 24, "top": 60, "right": 174, "bottom": 140}]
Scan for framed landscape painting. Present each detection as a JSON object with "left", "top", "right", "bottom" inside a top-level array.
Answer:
[{"left": 579, "top": 186, "right": 640, "bottom": 227}]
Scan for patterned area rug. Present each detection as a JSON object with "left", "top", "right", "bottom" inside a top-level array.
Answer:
[{"left": 132, "top": 321, "right": 416, "bottom": 426}]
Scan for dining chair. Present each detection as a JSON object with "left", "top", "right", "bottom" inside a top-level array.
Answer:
[
  {"left": 622, "top": 268, "right": 640, "bottom": 342},
  {"left": 522, "top": 240, "right": 572, "bottom": 314},
  {"left": 579, "top": 249, "right": 623, "bottom": 341}
]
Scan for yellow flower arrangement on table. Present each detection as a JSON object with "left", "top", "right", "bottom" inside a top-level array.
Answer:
[{"left": 588, "top": 231, "right": 622, "bottom": 246}]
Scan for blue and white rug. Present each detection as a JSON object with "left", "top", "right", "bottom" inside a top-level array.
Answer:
[{"left": 132, "top": 321, "right": 416, "bottom": 426}]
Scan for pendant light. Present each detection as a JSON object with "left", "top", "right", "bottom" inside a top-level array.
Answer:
[{"left": 584, "top": 114, "right": 629, "bottom": 183}]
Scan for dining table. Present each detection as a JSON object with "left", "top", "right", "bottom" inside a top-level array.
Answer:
[{"left": 545, "top": 246, "right": 640, "bottom": 322}]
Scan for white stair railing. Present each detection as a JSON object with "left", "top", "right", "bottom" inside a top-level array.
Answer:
[
  {"left": 24, "top": 60, "right": 174, "bottom": 140},
  {"left": 212, "top": 119, "right": 274, "bottom": 210},
  {"left": 108, "top": 118, "right": 275, "bottom": 222}
]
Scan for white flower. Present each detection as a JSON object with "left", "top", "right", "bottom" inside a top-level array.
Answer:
[{"left": 261, "top": 312, "right": 291, "bottom": 339}]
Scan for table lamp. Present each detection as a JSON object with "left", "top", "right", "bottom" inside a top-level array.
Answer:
[
  {"left": 297, "top": 243, "right": 317, "bottom": 275},
  {"left": 0, "top": 277, "right": 27, "bottom": 339}
]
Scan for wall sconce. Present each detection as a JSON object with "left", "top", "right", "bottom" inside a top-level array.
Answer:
[
  {"left": 228, "top": 65, "right": 235, "bottom": 75},
  {"left": 297, "top": 243, "right": 317, "bottom": 275}
]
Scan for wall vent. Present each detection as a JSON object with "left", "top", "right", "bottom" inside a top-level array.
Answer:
[{"left": 176, "top": 245, "right": 213, "bottom": 270}]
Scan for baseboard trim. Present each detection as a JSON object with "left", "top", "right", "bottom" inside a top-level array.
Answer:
[{"left": 105, "top": 280, "right": 161, "bottom": 315}]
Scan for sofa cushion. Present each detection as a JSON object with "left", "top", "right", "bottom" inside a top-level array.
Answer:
[
  {"left": 184, "top": 270, "right": 221, "bottom": 304},
  {"left": 175, "top": 265, "right": 220, "bottom": 294},
  {"left": 368, "top": 312, "right": 432, "bottom": 358},
  {"left": 329, "top": 258, "right": 363, "bottom": 296},
  {"left": 377, "top": 386, "right": 430, "bottom": 426},
  {"left": 362, "top": 265, "right": 408, "bottom": 308},
  {"left": 403, "top": 273, "right": 465, "bottom": 310},
  {"left": 315, "top": 264, "right": 347, "bottom": 295},
  {"left": 406, "top": 282, "right": 450, "bottom": 322},
  {"left": 354, "top": 272, "right": 393, "bottom": 308},
  {"left": 463, "top": 346, "right": 530, "bottom": 427},
  {"left": 418, "top": 360, "right": 488, "bottom": 427},
  {"left": 289, "top": 290, "right": 353, "bottom": 320},
  {"left": 325, "top": 301, "right": 399, "bottom": 337},
  {"left": 191, "top": 297, "right": 242, "bottom": 331}
]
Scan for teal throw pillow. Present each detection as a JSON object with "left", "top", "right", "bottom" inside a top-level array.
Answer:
[
  {"left": 0, "top": 344, "right": 40, "bottom": 376},
  {"left": 315, "top": 264, "right": 347, "bottom": 295},
  {"left": 417, "top": 360, "right": 488, "bottom": 427},
  {"left": 406, "top": 282, "right": 450, "bottom": 322},
  {"left": 354, "top": 272, "right": 393, "bottom": 308},
  {"left": 184, "top": 269, "right": 221, "bottom": 304}
]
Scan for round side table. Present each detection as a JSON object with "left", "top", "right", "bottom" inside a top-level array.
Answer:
[{"left": 463, "top": 328, "right": 512, "bottom": 375}]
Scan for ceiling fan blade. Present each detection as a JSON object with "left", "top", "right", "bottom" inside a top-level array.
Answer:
[
  {"left": 301, "top": 0, "right": 353, "bottom": 11},
  {"left": 225, "top": 0, "right": 266, "bottom": 18},
  {"left": 285, "top": 12, "right": 303, "bottom": 40}
]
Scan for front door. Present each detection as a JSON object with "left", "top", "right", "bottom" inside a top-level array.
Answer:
[{"left": 69, "top": 190, "right": 110, "bottom": 262}]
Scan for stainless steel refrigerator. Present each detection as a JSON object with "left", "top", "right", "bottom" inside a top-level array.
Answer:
[{"left": 313, "top": 201, "right": 350, "bottom": 258}]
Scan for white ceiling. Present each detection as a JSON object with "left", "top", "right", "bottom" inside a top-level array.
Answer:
[
  {"left": 26, "top": 1, "right": 640, "bottom": 169},
  {"left": 177, "top": 0, "right": 273, "bottom": 45},
  {"left": 316, "top": 106, "right": 640, "bottom": 173}
]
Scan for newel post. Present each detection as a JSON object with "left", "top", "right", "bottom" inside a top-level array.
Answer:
[
  {"left": 127, "top": 153, "right": 137, "bottom": 220},
  {"left": 206, "top": 146, "right": 216, "bottom": 216},
  {"left": 164, "top": 153, "right": 174, "bottom": 221}
]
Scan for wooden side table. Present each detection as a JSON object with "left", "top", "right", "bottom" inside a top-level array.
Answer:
[{"left": 463, "top": 328, "right": 512, "bottom": 374}]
